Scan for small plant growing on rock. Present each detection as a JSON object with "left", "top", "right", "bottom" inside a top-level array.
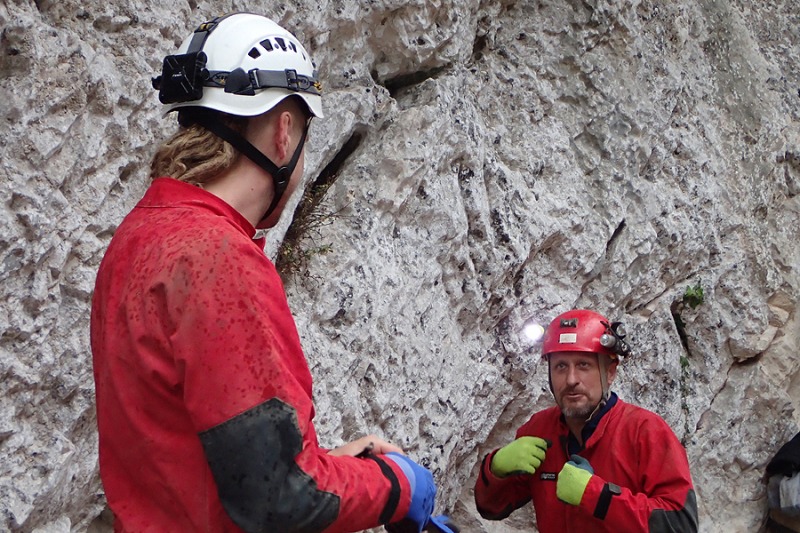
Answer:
[
  {"left": 671, "top": 282, "right": 705, "bottom": 358},
  {"left": 276, "top": 181, "right": 341, "bottom": 281},
  {"left": 682, "top": 283, "right": 705, "bottom": 309}
]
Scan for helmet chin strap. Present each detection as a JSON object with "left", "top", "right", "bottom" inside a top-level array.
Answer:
[
  {"left": 584, "top": 353, "right": 611, "bottom": 421},
  {"left": 598, "top": 353, "right": 610, "bottom": 402},
  {"left": 189, "top": 109, "right": 308, "bottom": 225}
]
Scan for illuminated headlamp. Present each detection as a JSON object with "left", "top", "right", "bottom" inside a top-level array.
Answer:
[{"left": 522, "top": 319, "right": 545, "bottom": 344}]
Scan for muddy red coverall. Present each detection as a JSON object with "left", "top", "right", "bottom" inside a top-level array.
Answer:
[
  {"left": 91, "top": 178, "right": 410, "bottom": 532},
  {"left": 474, "top": 399, "right": 698, "bottom": 532}
]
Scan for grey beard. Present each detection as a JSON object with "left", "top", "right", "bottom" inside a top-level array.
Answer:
[{"left": 561, "top": 403, "right": 597, "bottom": 419}]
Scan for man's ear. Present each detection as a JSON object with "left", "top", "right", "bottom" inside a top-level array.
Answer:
[{"left": 274, "top": 110, "right": 294, "bottom": 162}]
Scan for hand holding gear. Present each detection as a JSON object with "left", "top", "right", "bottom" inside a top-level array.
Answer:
[
  {"left": 556, "top": 454, "right": 594, "bottom": 506},
  {"left": 490, "top": 436, "right": 550, "bottom": 478}
]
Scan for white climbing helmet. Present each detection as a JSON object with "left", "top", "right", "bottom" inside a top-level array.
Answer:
[{"left": 155, "top": 12, "right": 323, "bottom": 118}]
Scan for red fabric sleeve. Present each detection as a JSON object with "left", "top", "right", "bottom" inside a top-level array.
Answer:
[{"left": 474, "top": 450, "right": 533, "bottom": 520}]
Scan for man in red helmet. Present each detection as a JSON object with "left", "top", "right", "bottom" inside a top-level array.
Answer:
[{"left": 474, "top": 309, "right": 698, "bottom": 532}]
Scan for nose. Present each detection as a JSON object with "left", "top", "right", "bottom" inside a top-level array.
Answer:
[{"left": 565, "top": 365, "right": 580, "bottom": 386}]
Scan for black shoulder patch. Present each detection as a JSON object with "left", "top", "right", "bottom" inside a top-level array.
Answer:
[{"left": 199, "top": 398, "right": 340, "bottom": 533}]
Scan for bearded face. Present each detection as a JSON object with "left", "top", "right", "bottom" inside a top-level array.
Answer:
[{"left": 548, "top": 352, "right": 616, "bottom": 420}]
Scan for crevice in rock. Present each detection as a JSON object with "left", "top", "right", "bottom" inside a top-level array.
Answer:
[
  {"left": 579, "top": 218, "right": 626, "bottom": 293},
  {"left": 606, "top": 218, "right": 626, "bottom": 252},
  {"left": 670, "top": 303, "right": 691, "bottom": 355},
  {"left": 669, "top": 298, "right": 694, "bottom": 445},
  {"left": 313, "top": 130, "right": 364, "bottom": 193},
  {"left": 381, "top": 66, "right": 448, "bottom": 99},
  {"left": 669, "top": 295, "right": 730, "bottom": 447},
  {"left": 626, "top": 286, "right": 670, "bottom": 314},
  {"left": 471, "top": 33, "right": 488, "bottom": 63},
  {"left": 776, "top": 150, "right": 800, "bottom": 199}
]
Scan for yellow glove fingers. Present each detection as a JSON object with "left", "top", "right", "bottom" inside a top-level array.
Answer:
[{"left": 490, "top": 436, "right": 550, "bottom": 478}]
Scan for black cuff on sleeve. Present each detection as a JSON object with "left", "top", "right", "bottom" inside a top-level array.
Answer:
[
  {"left": 593, "top": 482, "right": 621, "bottom": 519},
  {"left": 364, "top": 454, "right": 401, "bottom": 524},
  {"left": 480, "top": 452, "right": 494, "bottom": 486}
]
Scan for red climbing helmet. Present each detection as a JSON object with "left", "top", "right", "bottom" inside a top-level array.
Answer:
[{"left": 541, "top": 309, "right": 631, "bottom": 360}]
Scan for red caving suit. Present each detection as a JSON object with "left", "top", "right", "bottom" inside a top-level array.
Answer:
[{"left": 91, "top": 178, "right": 411, "bottom": 532}]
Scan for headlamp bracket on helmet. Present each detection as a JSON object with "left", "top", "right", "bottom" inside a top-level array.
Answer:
[
  {"left": 224, "top": 68, "right": 257, "bottom": 96},
  {"left": 151, "top": 15, "right": 230, "bottom": 105},
  {"left": 152, "top": 51, "right": 210, "bottom": 104},
  {"left": 599, "top": 321, "right": 631, "bottom": 358}
]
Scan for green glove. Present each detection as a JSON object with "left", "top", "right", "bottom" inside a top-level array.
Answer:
[
  {"left": 556, "top": 454, "right": 594, "bottom": 506},
  {"left": 490, "top": 436, "right": 550, "bottom": 478}
]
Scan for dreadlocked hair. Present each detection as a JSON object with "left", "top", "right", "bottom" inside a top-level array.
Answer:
[{"left": 149, "top": 109, "right": 248, "bottom": 185}]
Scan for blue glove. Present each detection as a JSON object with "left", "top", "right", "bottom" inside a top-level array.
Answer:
[
  {"left": 427, "top": 514, "right": 459, "bottom": 533},
  {"left": 385, "top": 452, "right": 436, "bottom": 533},
  {"left": 569, "top": 454, "right": 594, "bottom": 474}
]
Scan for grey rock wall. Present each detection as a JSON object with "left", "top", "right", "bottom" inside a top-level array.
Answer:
[{"left": 1, "top": 0, "right": 798, "bottom": 531}]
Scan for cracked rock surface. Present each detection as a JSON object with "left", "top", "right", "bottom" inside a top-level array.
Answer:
[{"left": 1, "top": 0, "right": 798, "bottom": 531}]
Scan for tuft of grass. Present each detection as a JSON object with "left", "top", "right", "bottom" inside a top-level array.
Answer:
[
  {"left": 275, "top": 182, "right": 342, "bottom": 281},
  {"left": 682, "top": 283, "right": 704, "bottom": 309}
]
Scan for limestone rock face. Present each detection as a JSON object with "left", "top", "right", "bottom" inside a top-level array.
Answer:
[{"left": 1, "top": 0, "right": 798, "bottom": 531}]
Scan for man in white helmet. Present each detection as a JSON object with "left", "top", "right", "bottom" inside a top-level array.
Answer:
[{"left": 91, "top": 13, "right": 449, "bottom": 533}]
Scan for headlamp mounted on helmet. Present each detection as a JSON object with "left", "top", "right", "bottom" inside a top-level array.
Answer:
[
  {"left": 598, "top": 321, "right": 631, "bottom": 358},
  {"left": 155, "top": 51, "right": 209, "bottom": 104},
  {"left": 152, "top": 17, "right": 225, "bottom": 105}
]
